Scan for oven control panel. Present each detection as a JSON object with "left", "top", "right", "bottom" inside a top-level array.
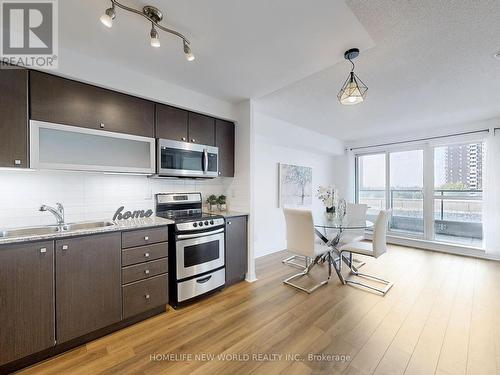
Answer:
[{"left": 176, "top": 218, "right": 225, "bottom": 232}]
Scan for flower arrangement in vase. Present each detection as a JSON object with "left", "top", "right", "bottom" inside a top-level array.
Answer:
[{"left": 316, "top": 186, "right": 339, "bottom": 219}]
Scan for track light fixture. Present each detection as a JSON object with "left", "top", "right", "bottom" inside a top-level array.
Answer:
[
  {"left": 100, "top": 1, "right": 194, "bottom": 61},
  {"left": 100, "top": 6, "right": 115, "bottom": 28},
  {"left": 183, "top": 40, "right": 195, "bottom": 62},
  {"left": 150, "top": 25, "right": 160, "bottom": 48},
  {"left": 338, "top": 48, "right": 368, "bottom": 105}
]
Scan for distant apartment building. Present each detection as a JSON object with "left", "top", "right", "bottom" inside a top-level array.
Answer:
[{"left": 444, "top": 143, "right": 483, "bottom": 189}]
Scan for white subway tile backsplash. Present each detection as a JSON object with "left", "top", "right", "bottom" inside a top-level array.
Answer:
[{"left": 0, "top": 170, "right": 232, "bottom": 228}]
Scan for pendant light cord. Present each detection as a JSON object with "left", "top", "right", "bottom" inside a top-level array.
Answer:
[{"left": 348, "top": 57, "right": 355, "bottom": 72}]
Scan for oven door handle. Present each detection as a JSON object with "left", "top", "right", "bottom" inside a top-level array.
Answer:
[
  {"left": 196, "top": 275, "right": 212, "bottom": 284},
  {"left": 177, "top": 227, "right": 224, "bottom": 240}
]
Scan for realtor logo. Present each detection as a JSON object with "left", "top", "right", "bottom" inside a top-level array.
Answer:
[{"left": 1, "top": 0, "right": 58, "bottom": 68}]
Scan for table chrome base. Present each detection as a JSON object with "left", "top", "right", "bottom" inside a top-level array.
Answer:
[{"left": 283, "top": 252, "right": 332, "bottom": 294}]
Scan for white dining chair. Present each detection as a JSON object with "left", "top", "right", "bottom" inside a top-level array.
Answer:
[
  {"left": 339, "top": 203, "right": 368, "bottom": 246},
  {"left": 338, "top": 210, "right": 393, "bottom": 295},
  {"left": 282, "top": 208, "right": 334, "bottom": 293}
]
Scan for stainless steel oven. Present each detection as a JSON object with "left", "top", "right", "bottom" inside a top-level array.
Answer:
[
  {"left": 175, "top": 227, "right": 225, "bottom": 280},
  {"left": 157, "top": 139, "right": 218, "bottom": 178},
  {"left": 157, "top": 192, "right": 226, "bottom": 307}
]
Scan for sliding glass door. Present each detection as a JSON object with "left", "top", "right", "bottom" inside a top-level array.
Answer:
[
  {"left": 355, "top": 139, "right": 485, "bottom": 248},
  {"left": 433, "top": 143, "right": 484, "bottom": 247}
]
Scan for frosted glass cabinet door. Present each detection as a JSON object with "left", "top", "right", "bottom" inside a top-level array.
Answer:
[{"left": 30, "top": 121, "right": 156, "bottom": 174}]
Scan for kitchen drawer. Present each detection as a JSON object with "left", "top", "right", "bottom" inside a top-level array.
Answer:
[
  {"left": 122, "top": 242, "right": 168, "bottom": 266},
  {"left": 178, "top": 268, "right": 225, "bottom": 303},
  {"left": 122, "top": 227, "right": 168, "bottom": 249},
  {"left": 122, "top": 258, "right": 168, "bottom": 285},
  {"left": 123, "top": 274, "right": 168, "bottom": 318}
]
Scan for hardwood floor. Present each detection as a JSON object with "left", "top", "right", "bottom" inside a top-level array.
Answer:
[{"left": 18, "top": 245, "right": 500, "bottom": 375}]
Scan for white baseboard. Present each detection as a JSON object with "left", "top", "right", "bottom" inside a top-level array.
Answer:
[{"left": 364, "top": 232, "right": 500, "bottom": 261}]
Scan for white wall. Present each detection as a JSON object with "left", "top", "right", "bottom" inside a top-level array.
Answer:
[
  {"left": 227, "top": 100, "right": 256, "bottom": 281},
  {"left": 253, "top": 111, "right": 344, "bottom": 155},
  {"left": 252, "top": 112, "right": 344, "bottom": 258},
  {"left": 0, "top": 170, "right": 232, "bottom": 229}
]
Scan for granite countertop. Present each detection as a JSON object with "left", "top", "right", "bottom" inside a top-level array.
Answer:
[
  {"left": 205, "top": 211, "right": 249, "bottom": 218},
  {"left": 0, "top": 217, "right": 174, "bottom": 246}
]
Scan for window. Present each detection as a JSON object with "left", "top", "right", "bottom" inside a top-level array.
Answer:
[
  {"left": 355, "top": 139, "right": 485, "bottom": 249},
  {"left": 356, "top": 153, "right": 386, "bottom": 223},
  {"left": 389, "top": 150, "right": 424, "bottom": 235}
]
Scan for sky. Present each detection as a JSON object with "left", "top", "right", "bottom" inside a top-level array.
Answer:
[{"left": 360, "top": 149, "right": 446, "bottom": 189}]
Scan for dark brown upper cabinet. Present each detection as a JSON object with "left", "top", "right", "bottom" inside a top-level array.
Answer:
[
  {"left": 155, "top": 105, "right": 215, "bottom": 146},
  {"left": 0, "top": 241, "right": 55, "bottom": 366},
  {"left": 0, "top": 67, "right": 28, "bottom": 168},
  {"left": 30, "top": 71, "right": 155, "bottom": 137},
  {"left": 188, "top": 112, "right": 215, "bottom": 146},
  {"left": 225, "top": 216, "right": 248, "bottom": 286},
  {"left": 155, "top": 104, "right": 189, "bottom": 142},
  {"left": 55, "top": 233, "right": 122, "bottom": 343},
  {"left": 215, "top": 119, "right": 235, "bottom": 177}
]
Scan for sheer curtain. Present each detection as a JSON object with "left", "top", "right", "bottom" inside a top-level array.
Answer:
[{"left": 484, "top": 129, "right": 500, "bottom": 256}]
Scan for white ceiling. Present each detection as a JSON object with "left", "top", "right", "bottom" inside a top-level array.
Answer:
[
  {"left": 59, "top": 0, "right": 373, "bottom": 102},
  {"left": 256, "top": 0, "right": 500, "bottom": 142}
]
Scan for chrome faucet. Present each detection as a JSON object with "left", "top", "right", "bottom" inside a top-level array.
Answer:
[{"left": 40, "top": 203, "right": 65, "bottom": 225}]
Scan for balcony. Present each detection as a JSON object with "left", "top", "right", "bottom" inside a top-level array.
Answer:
[{"left": 358, "top": 189, "right": 483, "bottom": 248}]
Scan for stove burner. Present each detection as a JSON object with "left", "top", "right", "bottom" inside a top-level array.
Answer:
[{"left": 155, "top": 192, "right": 225, "bottom": 232}]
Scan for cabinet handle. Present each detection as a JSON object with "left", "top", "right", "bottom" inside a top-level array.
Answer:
[
  {"left": 181, "top": 137, "right": 186, "bottom": 141},
  {"left": 40, "top": 247, "right": 47, "bottom": 253},
  {"left": 99, "top": 122, "right": 105, "bottom": 129},
  {"left": 14, "top": 159, "right": 22, "bottom": 166},
  {"left": 144, "top": 294, "right": 150, "bottom": 300},
  {"left": 191, "top": 139, "right": 196, "bottom": 143},
  {"left": 144, "top": 236, "right": 149, "bottom": 241},
  {"left": 144, "top": 269, "right": 150, "bottom": 275},
  {"left": 144, "top": 252, "right": 150, "bottom": 258},
  {"left": 62, "top": 245, "right": 69, "bottom": 250},
  {"left": 218, "top": 171, "right": 222, "bottom": 175},
  {"left": 227, "top": 221, "right": 232, "bottom": 225}
]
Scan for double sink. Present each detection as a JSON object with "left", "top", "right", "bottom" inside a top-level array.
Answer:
[{"left": 0, "top": 221, "right": 115, "bottom": 239}]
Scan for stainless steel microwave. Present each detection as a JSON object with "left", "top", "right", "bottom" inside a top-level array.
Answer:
[{"left": 157, "top": 139, "right": 219, "bottom": 178}]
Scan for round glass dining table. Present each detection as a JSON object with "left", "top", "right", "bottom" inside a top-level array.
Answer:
[{"left": 314, "top": 216, "right": 374, "bottom": 231}]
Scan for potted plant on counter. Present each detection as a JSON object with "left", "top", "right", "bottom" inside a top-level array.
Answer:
[
  {"left": 206, "top": 195, "right": 218, "bottom": 212},
  {"left": 217, "top": 195, "right": 227, "bottom": 212}
]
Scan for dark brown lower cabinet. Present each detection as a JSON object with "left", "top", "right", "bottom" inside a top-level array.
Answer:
[
  {"left": 0, "top": 241, "right": 55, "bottom": 366},
  {"left": 123, "top": 274, "right": 168, "bottom": 318},
  {"left": 55, "top": 233, "right": 122, "bottom": 343},
  {"left": 225, "top": 216, "right": 248, "bottom": 286}
]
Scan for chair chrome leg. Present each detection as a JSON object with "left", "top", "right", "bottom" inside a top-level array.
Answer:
[
  {"left": 340, "top": 251, "right": 393, "bottom": 296},
  {"left": 282, "top": 254, "right": 308, "bottom": 270},
  {"left": 351, "top": 257, "right": 366, "bottom": 269},
  {"left": 283, "top": 254, "right": 330, "bottom": 294}
]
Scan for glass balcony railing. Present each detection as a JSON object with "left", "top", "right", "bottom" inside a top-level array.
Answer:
[{"left": 358, "top": 189, "right": 483, "bottom": 246}]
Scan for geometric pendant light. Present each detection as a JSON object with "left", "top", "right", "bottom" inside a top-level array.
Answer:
[{"left": 337, "top": 48, "right": 368, "bottom": 105}]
